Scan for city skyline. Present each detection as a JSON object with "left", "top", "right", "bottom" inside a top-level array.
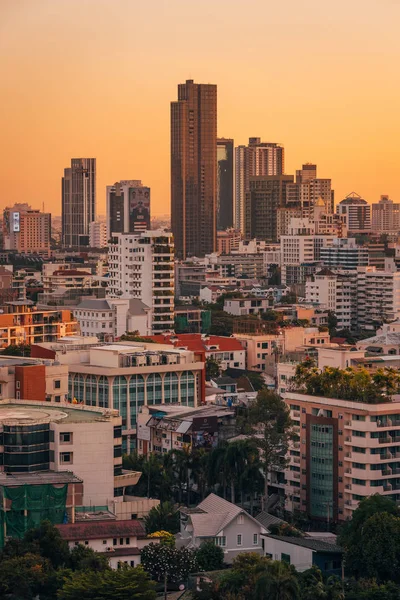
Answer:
[{"left": 1, "top": 0, "right": 400, "bottom": 216}]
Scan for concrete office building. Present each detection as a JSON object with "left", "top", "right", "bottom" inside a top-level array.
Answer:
[
  {"left": 65, "top": 342, "right": 205, "bottom": 453},
  {"left": 62, "top": 158, "right": 96, "bottom": 247},
  {"left": 89, "top": 221, "right": 107, "bottom": 248},
  {"left": 284, "top": 391, "right": 400, "bottom": 521},
  {"left": 371, "top": 195, "right": 400, "bottom": 233},
  {"left": 171, "top": 80, "right": 217, "bottom": 258},
  {"left": 235, "top": 138, "right": 284, "bottom": 233},
  {"left": 106, "top": 180, "right": 151, "bottom": 238},
  {"left": 108, "top": 230, "right": 174, "bottom": 334},
  {"left": 217, "top": 138, "right": 234, "bottom": 230},
  {"left": 3, "top": 203, "right": 51, "bottom": 256},
  {"left": 319, "top": 238, "right": 369, "bottom": 270},
  {"left": 336, "top": 193, "right": 371, "bottom": 233},
  {"left": 245, "top": 175, "right": 294, "bottom": 242}
]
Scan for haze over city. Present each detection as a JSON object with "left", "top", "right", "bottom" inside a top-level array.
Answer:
[{"left": 1, "top": 0, "right": 399, "bottom": 215}]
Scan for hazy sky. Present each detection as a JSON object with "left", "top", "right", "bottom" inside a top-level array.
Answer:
[{"left": 1, "top": 0, "right": 399, "bottom": 216}]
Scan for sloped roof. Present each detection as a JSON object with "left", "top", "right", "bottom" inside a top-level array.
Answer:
[
  {"left": 77, "top": 299, "right": 111, "bottom": 310},
  {"left": 264, "top": 534, "right": 342, "bottom": 553},
  {"left": 255, "top": 511, "right": 285, "bottom": 529},
  {"left": 56, "top": 519, "right": 146, "bottom": 541},
  {"left": 358, "top": 332, "right": 400, "bottom": 347},
  {"left": 190, "top": 493, "right": 243, "bottom": 537},
  {"left": 128, "top": 299, "right": 151, "bottom": 315}
]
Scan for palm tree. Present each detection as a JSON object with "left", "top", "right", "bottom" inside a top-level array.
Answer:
[
  {"left": 190, "top": 448, "right": 210, "bottom": 501},
  {"left": 172, "top": 446, "right": 191, "bottom": 504},
  {"left": 255, "top": 560, "right": 300, "bottom": 600},
  {"left": 208, "top": 445, "right": 229, "bottom": 498}
]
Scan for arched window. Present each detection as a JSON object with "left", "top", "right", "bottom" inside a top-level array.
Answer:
[
  {"left": 163, "top": 373, "right": 179, "bottom": 404},
  {"left": 146, "top": 373, "right": 162, "bottom": 405},
  {"left": 113, "top": 376, "right": 127, "bottom": 423},
  {"left": 180, "top": 371, "right": 195, "bottom": 406},
  {"left": 85, "top": 374, "right": 97, "bottom": 406},
  {"left": 129, "top": 375, "right": 144, "bottom": 426},
  {"left": 98, "top": 376, "right": 109, "bottom": 408},
  {"left": 74, "top": 374, "right": 85, "bottom": 403}
]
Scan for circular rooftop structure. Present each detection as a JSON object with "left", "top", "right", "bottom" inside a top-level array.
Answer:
[{"left": 0, "top": 406, "right": 69, "bottom": 426}]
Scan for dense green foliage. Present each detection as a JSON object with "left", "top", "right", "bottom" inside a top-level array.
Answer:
[
  {"left": 1, "top": 343, "right": 31, "bottom": 357},
  {"left": 294, "top": 358, "right": 400, "bottom": 403},
  {"left": 58, "top": 564, "right": 156, "bottom": 600},
  {"left": 144, "top": 502, "right": 180, "bottom": 535},
  {"left": 196, "top": 541, "right": 225, "bottom": 572},
  {"left": 141, "top": 543, "right": 198, "bottom": 584},
  {"left": 0, "top": 521, "right": 154, "bottom": 600},
  {"left": 339, "top": 495, "right": 400, "bottom": 582}
]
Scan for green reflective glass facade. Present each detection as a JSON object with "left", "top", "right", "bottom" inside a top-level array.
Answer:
[
  {"left": 310, "top": 424, "right": 334, "bottom": 518},
  {"left": 2, "top": 424, "right": 50, "bottom": 473}
]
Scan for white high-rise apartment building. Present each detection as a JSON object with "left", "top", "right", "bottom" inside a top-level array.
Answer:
[
  {"left": 371, "top": 196, "right": 400, "bottom": 233},
  {"left": 336, "top": 193, "right": 371, "bottom": 233},
  {"left": 306, "top": 269, "right": 355, "bottom": 330},
  {"left": 89, "top": 221, "right": 107, "bottom": 248},
  {"left": 235, "top": 138, "right": 284, "bottom": 233},
  {"left": 108, "top": 230, "right": 174, "bottom": 334}
]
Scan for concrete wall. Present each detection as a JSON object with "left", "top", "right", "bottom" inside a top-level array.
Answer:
[{"left": 264, "top": 536, "right": 313, "bottom": 571}]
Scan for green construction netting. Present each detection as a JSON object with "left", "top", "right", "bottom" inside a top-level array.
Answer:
[{"left": 0, "top": 484, "right": 68, "bottom": 545}]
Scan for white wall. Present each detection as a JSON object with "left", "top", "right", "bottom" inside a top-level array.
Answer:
[{"left": 263, "top": 536, "right": 314, "bottom": 571}]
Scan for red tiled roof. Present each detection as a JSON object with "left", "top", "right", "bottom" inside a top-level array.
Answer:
[
  {"left": 330, "top": 337, "right": 348, "bottom": 344},
  {"left": 146, "top": 333, "right": 244, "bottom": 353},
  {"left": 56, "top": 519, "right": 146, "bottom": 541}
]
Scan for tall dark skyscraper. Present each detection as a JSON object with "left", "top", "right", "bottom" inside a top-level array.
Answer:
[
  {"left": 217, "top": 138, "right": 234, "bottom": 230},
  {"left": 171, "top": 79, "right": 217, "bottom": 259},
  {"left": 245, "top": 175, "right": 294, "bottom": 242},
  {"left": 62, "top": 158, "right": 96, "bottom": 247}
]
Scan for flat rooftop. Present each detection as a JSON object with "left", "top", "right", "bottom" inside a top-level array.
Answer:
[
  {"left": 0, "top": 400, "right": 119, "bottom": 425},
  {"left": 0, "top": 470, "right": 82, "bottom": 487}
]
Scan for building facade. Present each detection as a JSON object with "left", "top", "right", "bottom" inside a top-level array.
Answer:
[
  {"left": 89, "top": 221, "right": 107, "bottom": 248},
  {"left": 245, "top": 175, "right": 294, "bottom": 242},
  {"left": 235, "top": 138, "right": 284, "bottom": 233},
  {"left": 106, "top": 180, "right": 151, "bottom": 238},
  {"left": 66, "top": 343, "right": 205, "bottom": 453},
  {"left": 284, "top": 391, "right": 400, "bottom": 521},
  {"left": 3, "top": 204, "right": 51, "bottom": 256},
  {"left": 62, "top": 158, "right": 96, "bottom": 247},
  {"left": 171, "top": 80, "right": 217, "bottom": 258},
  {"left": 371, "top": 196, "right": 400, "bottom": 233},
  {"left": 108, "top": 231, "right": 174, "bottom": 334},
  {"left": 74, "top": 298, "right": 152, "bottom": 339},
  {"left": 336, "top": 194, "right": 371, "bottom": 233},
  {"left": 217, "top": 138, "right": 234, "bottom": 230}
]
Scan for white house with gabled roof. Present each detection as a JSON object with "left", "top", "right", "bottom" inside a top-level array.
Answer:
[{"left": 178, "top": 493, "right": 267, "bottom": 562}]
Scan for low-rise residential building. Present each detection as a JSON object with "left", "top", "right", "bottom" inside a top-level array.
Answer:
[
  {"left": 284, "top": 391, "right": 400, "bottom": 521},
  {"left": 262, "top": 534, "right": 343, "bottom": 575},
  {"left": 0, "top": 300, "right": 78, "bottom": 348},
  {"left": 174, "top": 306, "right": 211, "bottom": 334},
  {"left": 0, "top": 356, "right": 68, "bottom": 403},
  {"left": 57, "top": 519, "right": 156, "bottom": 569},
  {"left": 179, "top": 493, "right": 267, "bottom": 562},
  {"left": 147, "top": 333, "right": 246, "bottom": 371},
  {"left": 356, "top": 331, "right": 400, "bottom": 356},
  {"left": 234, "top": 327, "right": 330, "bottom": 372},
  {"left": 217, "top": 229, "right": 242, "bottom": 254},
  {"left": 137, "top": 404, "right": 236, "bottom": 455},
  {"left": 224, "top": 297, "right": 271, "bottom": 316},
  {"left": 74, "top": 298, "right": 152, "bottom": 340}
]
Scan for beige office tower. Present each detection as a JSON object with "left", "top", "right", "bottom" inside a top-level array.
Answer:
[
  {"left": 171, "top": 80, "right": 217, "bottom": 259},
  {"left": 287, "top": 163, "right": 334, "bottom": 216},
  {"left": 235, "top": 138, "right": 284, "bottom": 233},
  {"left": 2, "top": 203, "right": 51, "bottom": 256},
  {"left": 371, "top": 195, "right": 400, "bottom": 233}
]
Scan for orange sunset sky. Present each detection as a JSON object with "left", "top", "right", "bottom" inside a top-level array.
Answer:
[{"left": 0, "top": 0, "right": 399, "bottom": 217}]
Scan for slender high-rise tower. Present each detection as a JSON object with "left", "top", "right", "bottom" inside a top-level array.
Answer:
[
  {"left": 235, "top": 138, "right": 284, "bottom": 233},
  {"left": 62, "top": 158, "right": 96, "bottom": 247},
  {"left": 171, "top": 80, "right": 217, "bottom": 259},
  {"left": 217, "top": 138, "right": 234, "bottom": 231}
]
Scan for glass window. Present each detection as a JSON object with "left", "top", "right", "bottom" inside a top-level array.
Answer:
[
  {"left": 180, "top": 371, "right": 195, "bottom": 407},
  {"left": 237, "top": 534, "right": 242, "bottom": 546},
  {"left": 253, "top": 533, "right": 258, "bottom": 545},
  {"left": 128, "top": 375, "right": 144, "bottom": 426},
  {"left": 113, "top": 376, "right": 128, "bottom": 423},
  {"left": 98, "top": 376, "right": 109, "bottom": 408},
  {"left": 146, "top": 373, "right": 162, "bottom": 405},
  {"left": 215, "top": 536, "right": 226, "bottom": 547},
  {"left": 85, "top": 374, "right": 97, "bottom": 407},
  {"left": 60, "top": 452, "right": 73, "bottom": 464}
]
